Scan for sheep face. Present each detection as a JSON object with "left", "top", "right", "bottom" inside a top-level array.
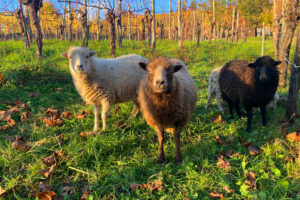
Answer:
[
  {"left": 139, "top": 57, "right": 182, "bottom": 94},
  {"left": 61, "top": 47, "right": 96, "bottom": 74},
  {"left": 248, "top": 56, "right": 281, "bottom": 84}
]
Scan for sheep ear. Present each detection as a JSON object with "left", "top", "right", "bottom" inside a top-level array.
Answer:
[
  {"left": 89, "top": 51, "right": 96, "bottom": 57},
  {"left": 274, "top": 61, "right": 281, "bottom": 66},
  {"left": 60, "top": 52, "right": 68, "bottom": 58},
  {"left": 173, "top": 65, "right": 182, "bottom": 73},
  {"left": 138, "top": 62, "right": 148, "bottom": 71},
  {"left": 248, "top": 63, "right": 256, "bottom": 68}
]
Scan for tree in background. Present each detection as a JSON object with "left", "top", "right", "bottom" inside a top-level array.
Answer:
[
  {"left": 151, "top": 0, "right": 156, "bottom": 49},
  {"left": 15, "top": 2, "right": 30, "bottom": 49},
  {"left": 238, "top": 0, "right": 271, "bottom": 36},
  {"left": 20, "top": 0, "right": 43, "bottom": 57},
  {"left": 81, "top": 0, "right": 88, "bottom": 47},
  {"left": 116, "top": 0, "right": 123, "bottom": 46},
  {"left": 277, "top": 0, "right": 298, "bottom": 87},
  {"left": 105, "top": 9, "right": 116, "bottom": 57},
  {"left": 286, "top": 25, "right": 300, "bottom": 122},
  {"left": 273, "top": 0, "right": 282, "bottom": 59}
]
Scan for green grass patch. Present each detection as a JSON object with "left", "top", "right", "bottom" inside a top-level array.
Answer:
[{"left": 0, "top": 37, "right": 299, "bottom": 199}]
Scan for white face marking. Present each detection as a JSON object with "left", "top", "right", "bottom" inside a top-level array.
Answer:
[{"left": 68, "top": 48, "right": 91, "bottom": 74}]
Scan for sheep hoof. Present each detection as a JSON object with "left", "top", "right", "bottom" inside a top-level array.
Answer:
[
  {"left": 157, "top": 159, "right": 164, "bottom": 164},
  {"left": 175, "top": 157, "right": 182, "bottom": 164}
]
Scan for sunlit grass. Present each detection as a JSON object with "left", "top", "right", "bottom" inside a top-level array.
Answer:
[{"left": 0, "top": 37, "right": 299, "bottom": 199}]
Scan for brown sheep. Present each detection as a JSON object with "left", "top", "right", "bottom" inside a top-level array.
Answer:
[{"left": 138, "top": 57, "right": 197, "bottom": 163}]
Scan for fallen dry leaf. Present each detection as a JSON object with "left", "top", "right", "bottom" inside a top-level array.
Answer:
[
  {"left": 54, "top": 88, "right": 63, "bottom": 92},
  {"left": 57, "top": 134, "right": 64, "bottom": 145},
  {"left": 286, "top": 132, "right": 300, "bottom": 142},
  {"left": 227, "top": 134, "right": 235, "bottom": 143},
  {"left": 42, "top": 155, "right": 57, "bottom": 167},
  {"left": 42, "top": 149, "right": 65, "bottom": 166},
  {"left": 208, "top": 191, "right": 224, "bottom": 199},
  {"left": 223, "top": 186, "right": 235, "bottom": 194},
  {"left": 39, "top": 182, "right": 53, "bottom": 192},
  {"left": 245, "top": 171, "right": 256, "bottom": 189},
  {"left": 79, "top": 132, "right": 98, "bottom": 138},
  {"left": 221, "top": 150, "right": 241, "bottom": 158},
  {"left": 27, "top": 138, "right": 47, "bottom": 148},
  {"left": 197, "top": 135, "right": 201, "bottom": 142},
  {"left": 38, "top": 164, "right": 56, "bottom": 178},
  {"left": 36, "top": 191, "right": 56, "bottom": 200},
  {"left": 0, "top": 186, "right": 6, "bottom": 197},
  {"left": 60, "top": 111, "right": 73, "bottom": 119},
  {"left": 0, "top": 124, "right": 10, "bottom": 130},
  {"left": 80, "top": 191, "right": 90, "bottom": 200},
  {"left": 214, "top": 135, "right": 225, "bottom": 145},
  {"left": 216, "top": 155, "right": 231, "bottom": 172},
  {"left": 11, "top": 136, "right": 31, "bottom": 151},
  {"left": 129, "top": 184, "right": 140, "bottom": 191},
  {"left": 41, "top": 117, "right": 63, "bottom": 127},
  {"left": 61, "top": 185, "right": 75, "bottom": 196},
  {"left": 21, "top": 112, "right": 31, "bottom": 122},
  {"left": 7, "top": 118, "right": 16, "bottom": 126},
  {"left": 211, "top": 115, "right": 223, "bottom": 123},
  {"left": 14, "top": 101, "right": 30, "bottom": 110},
  {"left": 29, "top": 92, "right": 40, "bottom": 98},
  {"left": 0, "top": 110, "right": 12, "bottom": 121},
  {"left": 0, "top": 184, "right": 17, "bottom": 197},
  {"left": 141, "top": 179, "right": 164, "bottom": 192},
  {"left": 130, "top": 179, "right": 164, "bottom": 192},
  {"left": 247, "top": 145, "right": 261, "bottom": 156},
  {"left": 238, "top": 136, "right": 251, "bottom": 147},
  {"left": 114, "top": 106, "right": 121, "bottom": 114},
  {"left": 113, "top": 120, "right": 126, "bottom": 129},
  {"left": 45, "top": 108, "right": 60, "bottom": 119},
  {"left": 75, "top": 110, "right": 88, "bottom": 119}
]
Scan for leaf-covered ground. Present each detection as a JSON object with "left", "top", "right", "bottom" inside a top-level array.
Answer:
[{"left": 0, "top": 38, "right": 299, "bottom": 199}]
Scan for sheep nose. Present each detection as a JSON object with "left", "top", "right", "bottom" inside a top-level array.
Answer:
[
  {"left": 77, "top": 65, "right": 83, "bottom": 70},
  {"left": 156, "top": 80, "right": 164, "bottom": 85}
]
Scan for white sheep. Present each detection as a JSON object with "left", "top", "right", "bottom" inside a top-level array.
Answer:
[
  {"left": 206, "top": 67, "right": 280, "bottom": 113},
  {"left": 205, "top": 67, "right": 224, "bottom": 113},
  {"left": 61, "top": 47, "right": 148, "bottom": 133}
]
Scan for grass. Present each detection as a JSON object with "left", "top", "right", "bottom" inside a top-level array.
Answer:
[{"left": 0, "top": 37, "right": 299, "bottom": 199}]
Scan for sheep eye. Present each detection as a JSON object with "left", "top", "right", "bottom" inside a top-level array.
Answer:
[
  {"left": 69, "top": 56, "right": 72, "bottom": 59},
  {"left": 86, "top": 56, "right": 88, "bottom": 59}
]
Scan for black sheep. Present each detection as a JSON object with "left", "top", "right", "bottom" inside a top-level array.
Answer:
[{"left": 219, "top": 56, "right": 281, "bottom": 132}]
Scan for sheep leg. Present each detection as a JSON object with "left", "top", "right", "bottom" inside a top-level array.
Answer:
[
  {"left": 234, "top": 103, "right": 243, "bottom": 118},
  {"left": 155, "top": 126, "right": 165, "bottom": 164},
  {"left": 101, "top": 100, "right": 111, "bottom": 132},
  {"left": 215, "top": 92, "right": 224, "bottom": 113},
  {"left": 174, "top": 126, "right": 183, "bottom": 164},
  {"left": 205, "top": 92, "right": 215, "bottom": 110},
  {"left": 93, "top": 104, "right": 101, "bottom": 132},
  {"left": 245, "top": 106, "right": 253, "bottom": 132},
  {"left": 227, "top": 100, "right": 234, "bottom": 119},
  {"left": 260, "top": 106, "right": 267, "bottom": 126}
]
